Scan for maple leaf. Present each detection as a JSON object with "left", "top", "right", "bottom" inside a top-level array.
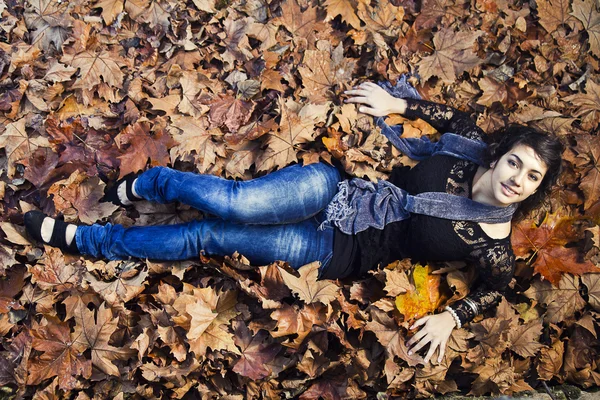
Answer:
[
  {"left": 469, "top": 358, "right": 515, "bottom": 396},
  {"left": 582, "top": 273, "right": 600, "bottom": 311},
  {"left": 418, "top": 28, "right": 485, "bottom": 84},
  {"left": 525, "top": 274, "right": 587, "bottom": 323},
  {"left": 220, "top": 16, "right": 254, "bottom": 66},
  {"left": 0, "top": 244, "right": 18, "bottom": 277},
  {"left": 141, "top": 358, "right": 200, "bottom": 385},
  {"left": 85, "top": 263, "right": 149, "bottom": 305},
  {"left": 208, "top": 94, "right": 255, "bottom": 132},
  {"left": 383, "top": 268, "right": 414, "bottom": 297},
  {"left": 173, "top": 288, "right": 240, "bottom": 356},
  {"left": 48, "top": 171, "right": 119, "bottom": 224},
  {"left": 365, "top": 308, "right": 422, "bottom": 366},
  {"left": 278, "top": 262, "right": 339, "bottom": 305},
  {"left": 413, "top": 0, "right": 465, "bottom": 30},
  {"left": 565, "top": 80, "right": 600, "bottom": 132},
  {"left": 274, "top": 0, "right": 326, "bottom": 47},
  {"left": 270, "top": 302, "right": 329, "bottom": 348},
  {"left": 117, "top": 122, "right": 176, "bottom": 178},
  {"left": 395, "top": 264, "right": 444, "bottom": 322},
  {"left": 61, "top": 49, "right": 127, "bottom": 91},
  {"left": 27, "top": 318, "right": 91, "bottom": 390},
  {"left": 73, "top": 301, "right": 135, "bottom": 376},
  {"left": 255, "top": 99, "right": 318, "bottom": 172},
  {"left": 298, "top": 43, "right": 356, "bottom": 104},
  {"left": 512, "top": 213, "right": 598, "bottom": 285},
  {"left": 30, "top": 247, "right": 84, "bottom": 292},
  {"left": 477, "top": 77, "right": 530, "bottom": 107},
  {"left": 357, "top": 0, "right": 404, "bottom": 34},
  {"left": 247, "top": 18, "right": 279, "bottom": 51},
  {"left": 232, "top": 321, "right": 281, "bottom": 380},
  {"left": 324, "top": 0, "right": 361, "bottom": 29},
  {"left": 571, "top": 0, "right": 600, "bottom": 57},
  {"left": 536, "top": 0, "right": 578, "bottom": 33},
  {"left": 178, "top": 72, "right": 210, "bottom": 118},
  {"left": 23, "top": 0, "right": 72, "bottom": 52},
  {"left": 93, "top": 0, "right": 124, "bottom": 25},
  {"left": 0, "top": 117, "right": 50, "bottom": 178},
  {"left": 537, "top": 340, "right": 564, "bottom": 381},
  {"left": 508, "top": 320, "right": 544, "bottom": 357}
]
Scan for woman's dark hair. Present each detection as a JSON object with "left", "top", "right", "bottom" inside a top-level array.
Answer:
[{"left": 483, "top": 125, "right": 565, "bottom": 219}]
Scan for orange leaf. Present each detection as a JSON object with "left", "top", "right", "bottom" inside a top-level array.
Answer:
[
  {"left": 512, "top": 213, "right": 598, "bottom": 285},
  {"left": 395, "top": 264, "right": 444, "bottom": 322}
]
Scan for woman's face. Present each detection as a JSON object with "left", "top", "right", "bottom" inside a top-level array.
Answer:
[{"left": 490, "top": 144, "right": 548, "bottom": 206}]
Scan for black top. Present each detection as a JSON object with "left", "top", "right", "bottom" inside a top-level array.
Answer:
[{"left": 322, "top": 99, "right": 514, "bottom": 326}]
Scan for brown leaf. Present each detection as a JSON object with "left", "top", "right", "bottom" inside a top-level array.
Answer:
[
  {"left": 73, "top": 301, "right": 134, "bottom": 376},
  {"left": 418, "top": 28, "right": 485, "bottom": 84},
  {"left": 48, "top": 171, "right": 119, "bottom": 224},
  {"left": 232, "top": 321, "right": 281, "bottom": 380},
  {"left": 323, "top": 0, "right": 361, "bottom": 29},
  {"left": 27, "top": 318, "right": 91, "bottom": 390},
  {"left": 24, "top": 0, "right": 72, "bottom": 52},
  {"left": 512, "top": 213, "right": 598, "bottom": 285},
  {"left": 255, "top": 100, "right": 318, "bottom": 172},
  {"left": 279, "top": 261, "right": 340, "bottom": 305},
  {"left": 117, "top": 123, "right": 176, "bottom": 178},
  {"left": 525, "top": 274, "right": 587, "bottom": 323},
  {"left": 62, "top": 49, "right": 126, "bottom": 91},
  {"left": 365, "top": 308, "right": 422, "bottom": 366},
  {"left": 582, "top": 273, "right": 600, "bottom": 311},
  {"left": 208, "top": 94, "right": 255, "bottom": 132},
  {"left": 571, "top": 0, "right": 600, "bottom": 57},
  {"left": 537, "top": 340, "right": 565, "bottom": 381},
  {"left": 537, "top": 0, "right": 578, "bottom": 33},
  {"left": 357, "top": 0, "right": 404, "bottom": 34},
  {"left": 383, "top": 268, "right": 414, "bottom": 297},
  {"left": 94, "top": 0, "right": 124, "bottom": 25},
  {"left": 30, "top": 247, "right": 84, "bottom": 292},
  {"left": 0, "top": 117, "right": 50, "bottom": 178},
  {"left": 274, "top": 0, "right": 325, "bottom": 46},
  {"left": 270, "top": 303, "right": 329, "bottom": 348},
  {"left": 0, "top": 222, "right": 31, "bottom": 246},
  {"left": 85, "top": 263, "right": 148, "bottom": 305},
  {"left": 565, "top": 79, "right": 600, "bottom": 132},
  {"left": 509, "top": 320, "right": 544, "bottom": 357}
]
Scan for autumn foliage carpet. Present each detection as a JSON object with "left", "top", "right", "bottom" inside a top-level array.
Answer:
[{"left": 1, "top": 0, "right": 600, "bottom": 398}]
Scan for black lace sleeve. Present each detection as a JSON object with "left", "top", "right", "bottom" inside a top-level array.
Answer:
[
  {"left": 449, "top": 241, "right": 515, "bottom": 325},
  {"left": 403, "top": 99, "right": 484, "bottom": 141}
]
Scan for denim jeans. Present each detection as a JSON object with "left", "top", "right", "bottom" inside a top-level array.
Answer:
[{"left": 75, "top": 163, "right": 341, "bottom": 270}]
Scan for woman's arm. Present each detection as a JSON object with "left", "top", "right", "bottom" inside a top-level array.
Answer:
[{"left": 345, "top": 82, "right": 484, "bottom": 140}]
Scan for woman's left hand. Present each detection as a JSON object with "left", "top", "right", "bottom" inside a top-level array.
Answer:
[{"left": 406, "top": 311, "right": 457, "bottom": 364}]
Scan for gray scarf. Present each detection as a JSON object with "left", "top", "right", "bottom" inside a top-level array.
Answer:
[{"left": 322, "top": 76, "right": 517, "bottom": 235}]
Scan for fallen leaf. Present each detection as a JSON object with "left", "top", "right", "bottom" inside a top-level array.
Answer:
[
  {"left": 571, "top": 0, "right": 600, "bottom": 57},
  {"left": 525, "top": 274, "right": 587, "bottom": 323},
  {"left": 232, "top": 321, "right": 281, "bottom": 380},
  {"left": 395, "top": 264, "right": 444, "bottom": 322},
  {"left": 279, "top": 261, "right": 340, "bottom": 305}
]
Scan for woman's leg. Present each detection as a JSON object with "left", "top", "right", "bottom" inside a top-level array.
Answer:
[
  {"left": 133, "top": 163, "right": 341, "bottom": 224},
  {"left": 75, "top": 215, "right": 334, "bottom": 269}
]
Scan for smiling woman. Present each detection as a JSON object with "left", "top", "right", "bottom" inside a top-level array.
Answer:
[{"left": 23, "top": 80, "right": 565, "bottom": 365}]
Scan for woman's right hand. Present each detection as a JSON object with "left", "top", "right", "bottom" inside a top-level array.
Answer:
[{"left": 344, "top": 82, "right": 407, "bottom": 117}]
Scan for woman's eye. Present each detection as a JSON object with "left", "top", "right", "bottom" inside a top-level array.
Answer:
[
  {"left": 529, "top": 174, "right": 538, "bottom": 181},
  {"left": 509, "top": 160, "right": 518, "bottom": 167}
]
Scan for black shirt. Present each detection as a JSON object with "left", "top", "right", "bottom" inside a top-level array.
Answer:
[{"left": 321, "top": 99, "right": 515, "bottom": 325}]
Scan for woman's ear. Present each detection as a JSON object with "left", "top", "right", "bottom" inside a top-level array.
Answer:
[{"left": 490, "top": 161, "right": 496, "bottom": 169}]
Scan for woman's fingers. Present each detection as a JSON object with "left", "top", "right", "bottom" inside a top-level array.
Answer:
[
  {"left": 406, "top": 327, "right": 427, "bottom": 348},
  {"left": 344, "top": 96, "right": 369, "bottom": 104},
  {"left": 437, "top": 339, "right": 448, "bottom": 362},
  {"left": 410, "top": 315, "right": 430, "bottom": 330},
  {"left": 423, "top": 340, "right": 439, "bottom": 364},
  {"left": 358, "top": 106, "right": 379, "bottom": 115},
  {"left": 407, "top": 334, "right": 431, "bottom": 354}
]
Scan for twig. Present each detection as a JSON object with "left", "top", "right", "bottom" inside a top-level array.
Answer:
[{"left": 541, "top": 381, "right": 557, "bottom": 400}]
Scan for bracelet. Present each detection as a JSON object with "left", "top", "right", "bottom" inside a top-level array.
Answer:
[
  {"left": 463, "top": 297, "right": 480, "bottom": 316},
  {"left": 444, "top": 306, "right": 462, "bottom": 329}
]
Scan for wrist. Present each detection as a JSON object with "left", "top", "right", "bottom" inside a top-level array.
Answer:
[
  {"left": 391, "top": 97, "right": 407, "bottom": 115},
  {"left": 443, "top": 307, "right": 461, "bottom": 329}
]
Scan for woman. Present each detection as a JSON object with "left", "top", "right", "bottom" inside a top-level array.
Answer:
[{"left": 24, "top": 82, "right": 564, "bottom": 364}]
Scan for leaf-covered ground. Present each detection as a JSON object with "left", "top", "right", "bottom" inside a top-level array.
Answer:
[{"left": 1, "top": 0, "right": 600, "bottom": 398}]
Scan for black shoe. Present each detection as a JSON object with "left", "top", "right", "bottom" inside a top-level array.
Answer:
[
  {"left": 101, "top": 172, "right": 142, "bottom": 207},
  {"left": 24, "top": 211, "right": 79, "bottom": 253}
]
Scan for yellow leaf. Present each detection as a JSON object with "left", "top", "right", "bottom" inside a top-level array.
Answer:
[{"left": 395, "top": 264, "right": 444, "bottom": 321}]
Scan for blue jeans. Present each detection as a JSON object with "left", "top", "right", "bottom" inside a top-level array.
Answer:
[{"left": 75, "top": 163, "right": 341, "bottom": 271}]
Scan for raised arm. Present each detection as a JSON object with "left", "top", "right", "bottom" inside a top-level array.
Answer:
[{"left": 345, "top": 82, "right": 484, "bottom": 141}]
